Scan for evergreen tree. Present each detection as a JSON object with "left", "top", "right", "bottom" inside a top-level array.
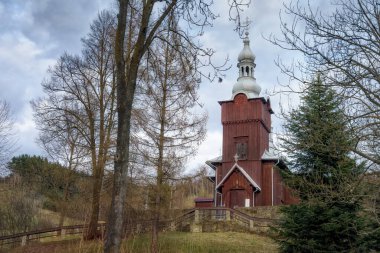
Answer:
[
  {"left": 8, "top": 154, "right": 80, "bottom": 209},
  {"left": 277, "top": 76, "right": 365, "bottom": 252}
]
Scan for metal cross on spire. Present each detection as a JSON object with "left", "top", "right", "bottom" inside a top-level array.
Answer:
[{"left": 243, "top": 17, "right": 251, "bottom": 37}]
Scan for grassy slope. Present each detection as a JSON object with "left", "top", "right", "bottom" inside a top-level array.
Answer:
[
  {"left": 7, "top": 232, "right": 278, "bottom": 253},
  {"left": 38, "top": 209, "right": 82, "bottom": 226}
]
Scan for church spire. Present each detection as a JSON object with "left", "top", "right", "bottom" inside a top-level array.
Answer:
[{"left": 232, "top": 31, "right": 261, "bottom": 99}]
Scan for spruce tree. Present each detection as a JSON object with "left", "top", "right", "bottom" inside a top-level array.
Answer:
[{"left": 277, "top": 76, "right": 365, "bottom": 252}]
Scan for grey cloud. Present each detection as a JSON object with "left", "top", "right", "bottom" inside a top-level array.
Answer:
[
  {"left": 0, "top": 0, "right": 114, "bottom": 56},
  {"left": 25, "top": 0, "right": 113, "bottom": 55},
  {"left": 0, "top": 0, "right": 113, "bottom": 158}
]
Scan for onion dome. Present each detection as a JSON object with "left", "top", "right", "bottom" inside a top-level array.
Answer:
[{"left": 232, "top": 31, "right": 261, "bottom": 99}]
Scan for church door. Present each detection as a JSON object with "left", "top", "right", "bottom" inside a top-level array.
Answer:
[{"left": 230, "top": 189, "right": 245, "bottom": 208}]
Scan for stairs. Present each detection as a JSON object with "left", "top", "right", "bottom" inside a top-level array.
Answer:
[{"left": 170, "top": 207, "right": 279, "bottom": 234}]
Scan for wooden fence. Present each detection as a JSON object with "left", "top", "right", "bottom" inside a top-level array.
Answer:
[
  {"left": 167, "top": 207, "right": 278, "bottom": 233},
  {"left": 0, "top": 223, "right": 105, "bottom": 248},
  {"left": 0, "top": 207, "right": 278, "bottom": 249}
]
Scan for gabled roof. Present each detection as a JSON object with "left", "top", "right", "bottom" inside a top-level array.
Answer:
[
  {"left": 194, "top": 197, "right": 214, "bottom": 203},
  {"left": 205, "top": 156, "right": 222, "bottom": 170},
  {"left": 216, "top": 163, "right": 261, "bottom": 192},
  {"left": 261, "top": 132, "right": 281, "bottom": 161},
  {"left": 261, "top": 149, "right": 281, "bottom": 161},
  {"left": 207, "top": 176, "right": 215, "bottom": 183}
]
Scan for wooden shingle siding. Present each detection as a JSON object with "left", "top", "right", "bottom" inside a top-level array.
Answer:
[{"left": 212, "top": 93, "right": 298, "bottom": 208}]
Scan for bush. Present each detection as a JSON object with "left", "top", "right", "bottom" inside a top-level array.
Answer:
[{"left": 0, "top": 189, "right": 40, "bottom": 235}]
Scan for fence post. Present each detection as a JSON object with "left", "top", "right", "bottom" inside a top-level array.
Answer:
[
  {"left": 136, "top": 223, "right": 142, "bottom": 234},
  {"left": 21, "top": 235, "right": 27, "bottom": 246},
  {"left": 250, "top": 220, "right": 254, "bottom": 231},
  {"left": 194, "top": 209, "right": 200, "bottom": 223},
  {"left": 191, "top": 209, "right": 202, "bottom": 233},
  {"left": 101, "top": 224, "right": 105, "bottom": 239},
  {"left": 226, "top": 210, "right": 231, "bottom": 221},
  {"left": 170, "top": 221, "right": 176, "bottom": 231}
]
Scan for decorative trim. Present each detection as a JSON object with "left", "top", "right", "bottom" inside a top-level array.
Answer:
[
  {"left": 222, "top": 119, "right": 271, "bottom": 132},
  {"left": 216, "top": 163, "right": 261, "bottom": 192},
  {"left": 223, "top": 119, "right": 259, "bottom": 124},
  {"left": 218, "top": 96, "right": 267, "bottom": 105}
]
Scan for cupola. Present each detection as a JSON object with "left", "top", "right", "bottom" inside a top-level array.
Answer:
[{"left": 232, "top": 31, "right": 261, "bottom": 99}]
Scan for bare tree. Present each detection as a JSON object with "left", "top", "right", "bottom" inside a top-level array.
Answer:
[
  {"left": 36, "top": 115, "right": 86, "bottom": 233},
  {"left": 133, "top": 15, "right": 207, "bottom": 251},
  {"left": 32, "top": 11, "right": 117, "bottom": 240},
  {"left": 269, "top": 0, "right": 380, "bottom": 166},
  {"left": 0, "top": 100, "right": 16, "bottom": 173},
  {"left": 106, "top": 1, "right": 250, "bottom": 252}
]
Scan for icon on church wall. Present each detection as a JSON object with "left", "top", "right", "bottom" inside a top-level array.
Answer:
[{"left": 236, "top": 142, "right": 247, "bottom": 160}]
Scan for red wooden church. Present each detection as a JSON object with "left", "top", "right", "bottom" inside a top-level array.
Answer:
[{"left": 195, "top": 32, "right": 297, "bottom": 208}]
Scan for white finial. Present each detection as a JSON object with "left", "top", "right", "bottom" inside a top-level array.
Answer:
[{"left": 234, "top": 153, "right": 239, "bottom": 163}]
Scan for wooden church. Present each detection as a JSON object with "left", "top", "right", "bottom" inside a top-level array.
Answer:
[{"left": 195, "top": 32, "right": 297, "bottom": 208}]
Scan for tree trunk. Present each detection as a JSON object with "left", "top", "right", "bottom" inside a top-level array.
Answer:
[
  {"left": 105, "top": 1, "right": 174, "bottom": 252},
  {"left": 104, "top": 1, "right": 129, "bottom": 251},
  {"left": 85, "top": 169, "right": 103, "bottom": 240},
  {"left": 57, "top": 181, "right": 70, "bottom": 236},
  {"left": 151, "top": 195, "right": 160, "bottom": 253}
]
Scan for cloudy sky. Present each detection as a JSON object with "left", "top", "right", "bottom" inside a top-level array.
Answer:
[{"left": 0, "top": 0, "right": 327, "bottom": 172}]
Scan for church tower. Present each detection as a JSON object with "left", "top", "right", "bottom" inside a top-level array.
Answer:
[{"left": 201, "top": 32, "right": 297, "bottom": 208}]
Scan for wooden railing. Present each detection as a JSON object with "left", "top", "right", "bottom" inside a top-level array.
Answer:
[
  {"left": 185, "top": 207, "right": 278, "bottom": 232},
  {"left": 0, "top": 207, "right": 277, "bottom": 249},
  {"left": 231, "top": 208, "right": 278, "bottom": 228},
  {"left": 171, "top": 208, "right": 195, "bottom": 229},
  {"left": 0, "top": 223, "right": 105, "bottom": 248}
]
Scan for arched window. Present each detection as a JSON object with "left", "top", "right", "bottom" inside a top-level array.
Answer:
[
  {"left": 241, "top": 67, "right": 244, "bottom": 76},
  {"left": 251, "top": 67, "right": 253, "bottom": 77},
  {"left": 246, "top": 66, "right": 249, "bottom": 76}
]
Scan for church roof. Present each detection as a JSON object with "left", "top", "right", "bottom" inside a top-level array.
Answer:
[
  {"left": 216, "top": 162, "right": 261, "bottom": 192},
  {"left": 194, "top": 197, "right": 214, "bottom": 202},
  {"left": 232, "top": 31, "right": 261, "bottom": 99},
  {"left": 205, "top": 156, "right": 222, "bottom": 170},
  {"left": 261, "top": 149, "right": 281, "bottom": 161},
  {"left": 261, "top": 132, "right": 282, "bottom": 161}
]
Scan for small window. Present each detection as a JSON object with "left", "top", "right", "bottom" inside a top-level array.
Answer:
[
  {"left": 236, "top": 142, "right": 247, "bottom": 160},
  {"left": 234, "top": 136, "right": 248, "bottom": 160}
]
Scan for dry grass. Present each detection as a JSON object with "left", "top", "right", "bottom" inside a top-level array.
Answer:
[
  {"left": 6, "top": 232, "right": 278, "bottom": 253},
  {"left": 38, "top": 209, "right": 82, "bottom": 226}
]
